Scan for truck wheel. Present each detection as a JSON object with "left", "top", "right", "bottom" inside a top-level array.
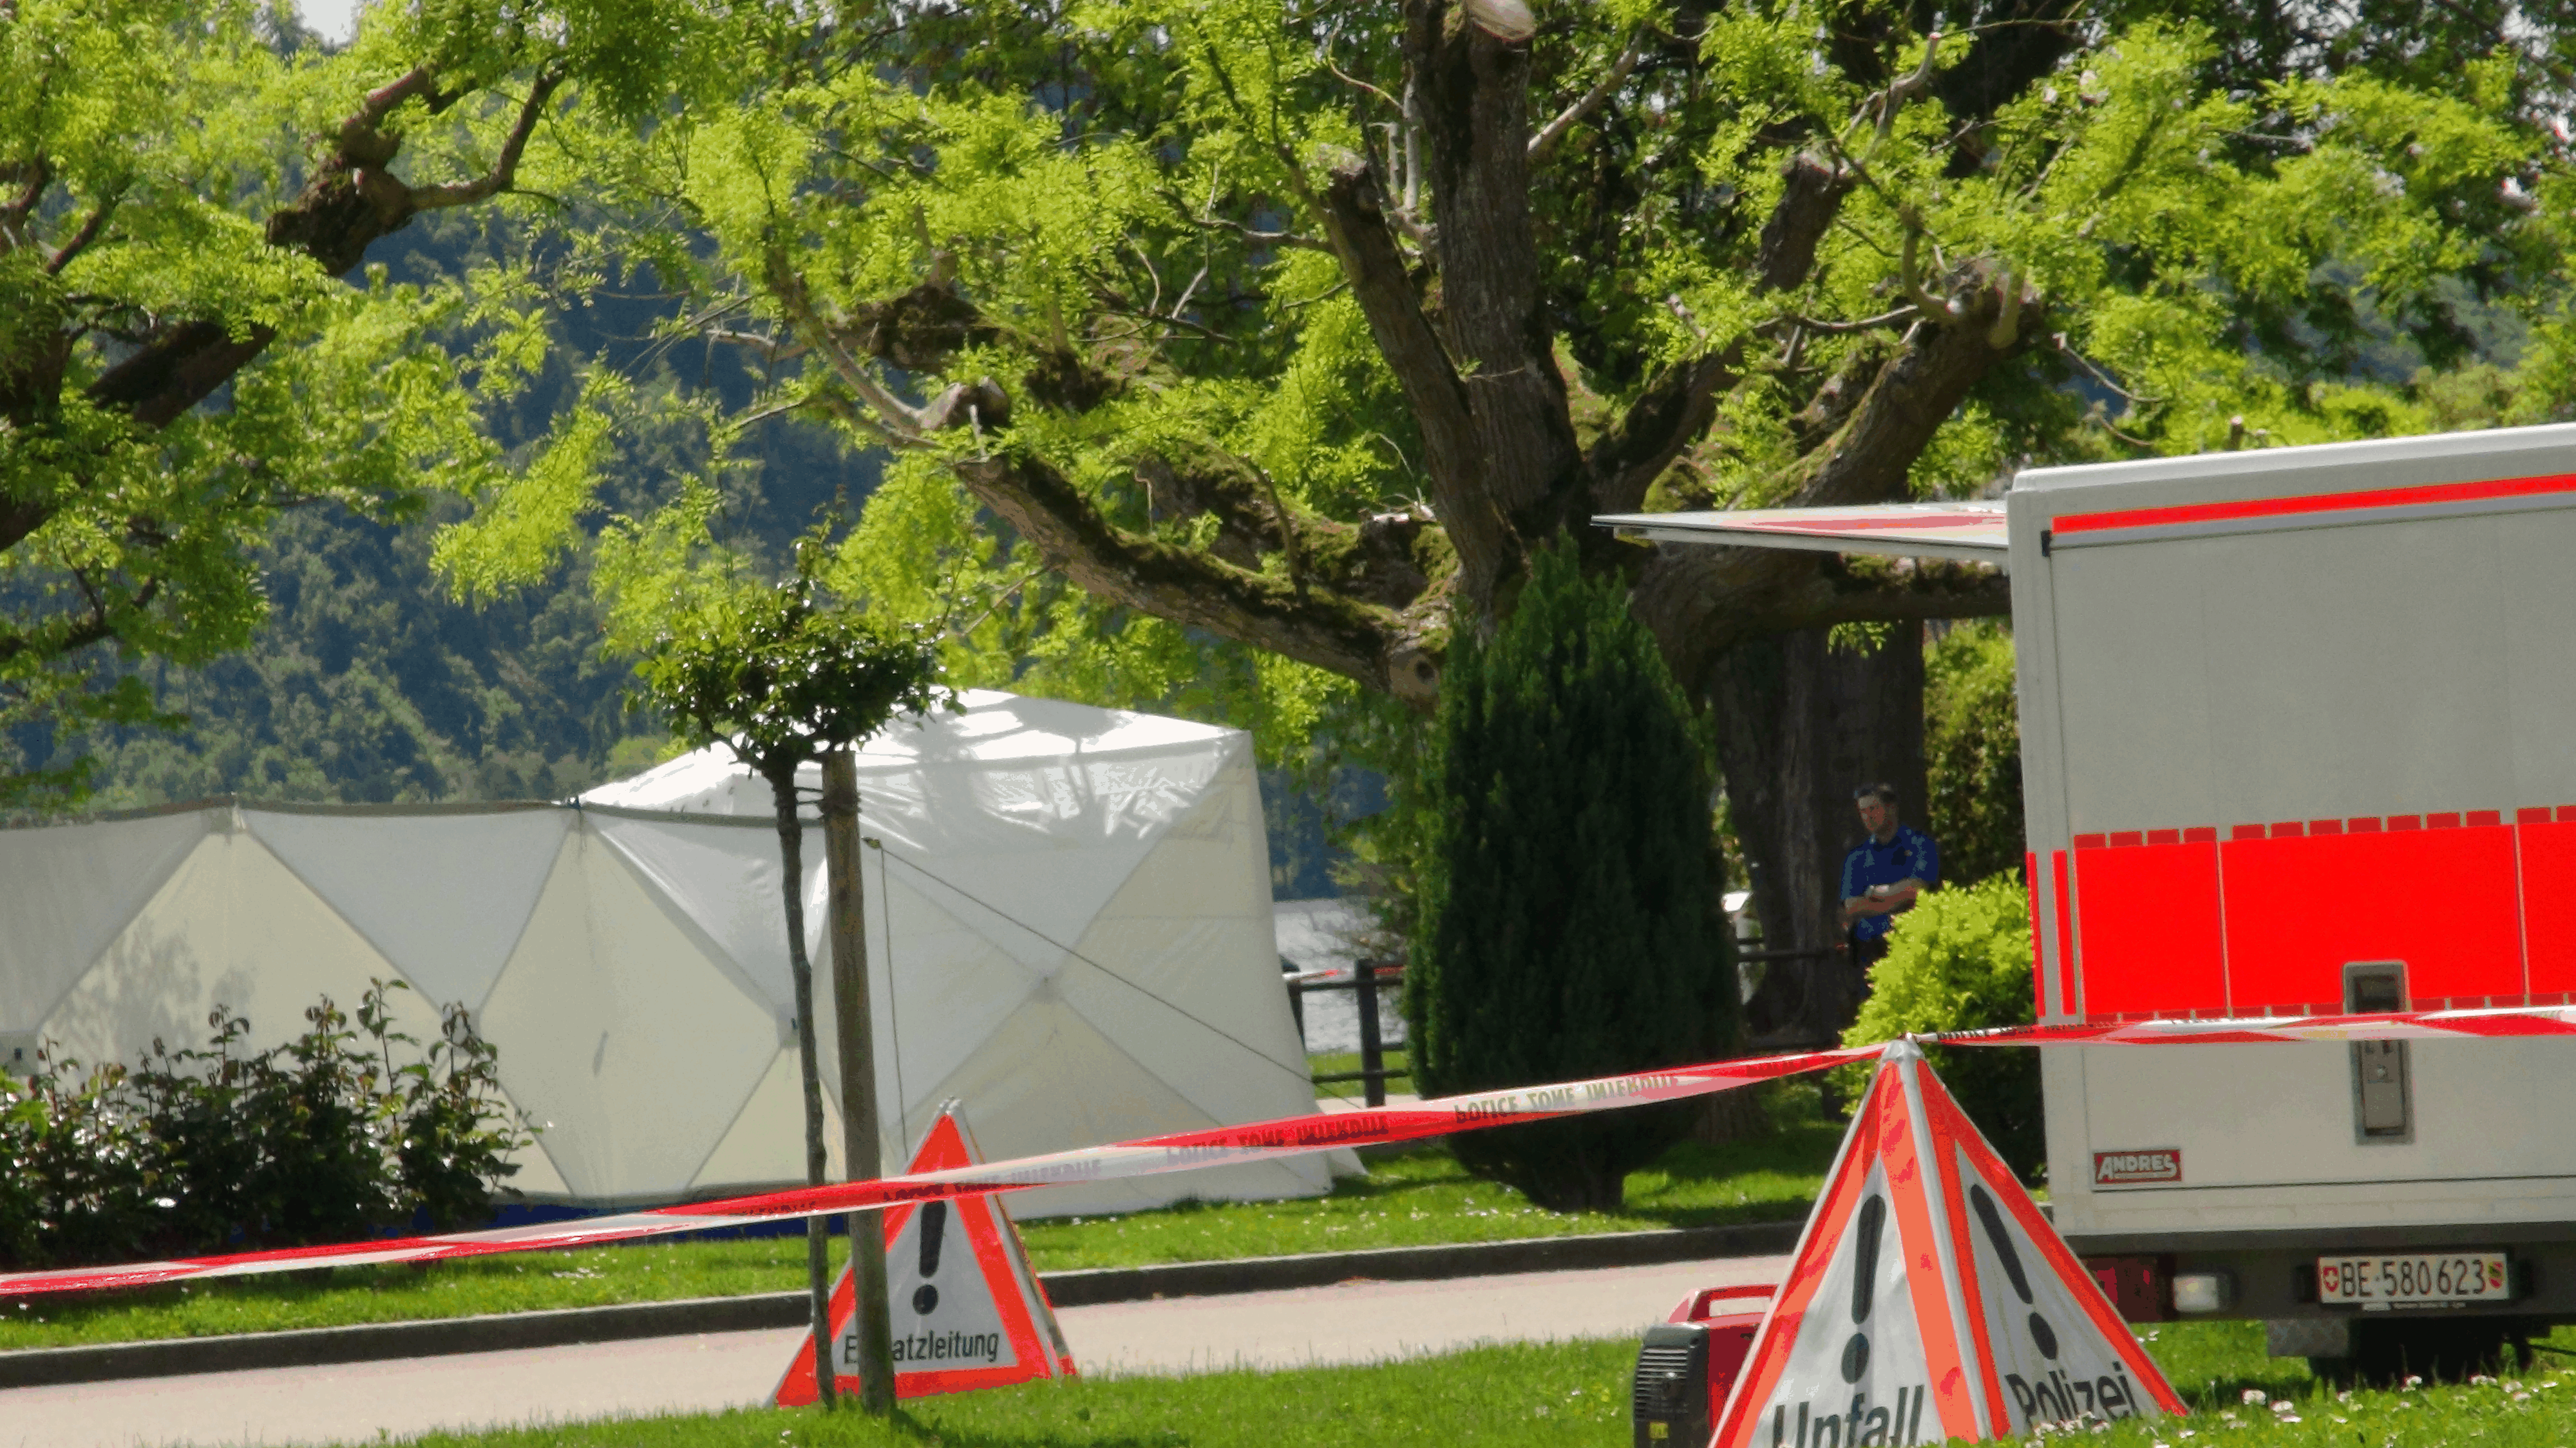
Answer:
[{"left": 2343, "top": 1320, "right": 2519, "bottom": 1385}]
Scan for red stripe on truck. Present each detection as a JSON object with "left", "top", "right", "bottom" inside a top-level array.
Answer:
[
  {"left": 2053, "top": 851, "right": 2077, "bottom": 1019},
  {"left": 2053, "top": 471, "right": 2576, "bottom": 535},
  {"left": 2522, "top": 818, "right": 2576, "bottom": 995},
  {"left": 2070, "top": 834, "right": 2225, "bottom": 1016},
  {"left": 2222, "top": 821, "right": 2521, "bottom": 1007},
  {"left": 2062, "top": 804, "right": 2576, "bottom": 1020}
]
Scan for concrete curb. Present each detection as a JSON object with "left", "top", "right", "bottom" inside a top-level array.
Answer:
[
  {"left": 0, "top": 1219, "right": 1801, "bottom": 1389},
  {"left": 1037, "top": 1218, "right": 1801, "bottom": 1305},
  {"left": 0, "top": 1293, "right": 808, "bottom": 1390}
]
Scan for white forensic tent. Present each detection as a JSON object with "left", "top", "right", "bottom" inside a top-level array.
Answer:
[{"left": 0, "top": 690, "right": 1343, "bottom": 1215}]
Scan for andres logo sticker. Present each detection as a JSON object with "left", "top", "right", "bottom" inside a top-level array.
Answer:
[{"left": 2092, "top": 1149, "right": 2181, "bottom": 1186}]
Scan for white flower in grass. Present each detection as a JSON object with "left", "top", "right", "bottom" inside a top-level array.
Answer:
[{"left": 2242, "top": 1389, "right": 2268, "bottom": 1406}]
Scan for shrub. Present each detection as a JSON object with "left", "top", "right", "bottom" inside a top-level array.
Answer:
[
  {"left": 1926, "top": 621, "right": 2023, "bottom": 886},
  {"left": 0, "top": 981, "right": 531, "bottom": 1269},
  {"left": 1406, "top": 540, "right": 1736, "bottom": 1213},
  {"left": 1835, "top": 872, "right": 2045, "bottom": 1181}
]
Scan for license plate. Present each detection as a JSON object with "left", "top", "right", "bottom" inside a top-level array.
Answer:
[{"left": 2316, "top": 1252, "right": 2510, "bottom": 1306}]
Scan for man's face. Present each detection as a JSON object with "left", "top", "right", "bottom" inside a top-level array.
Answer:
[{"left": 1857, "top": 795, "right": 1893, "bottom": 839}]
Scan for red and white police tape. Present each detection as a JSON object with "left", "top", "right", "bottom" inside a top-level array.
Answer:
[
  {"left": 4, "top": 1004, "right": 2571, "bottom": 1300},
  {"left": 0, "top": 1044, "right": 1873, "bottom": 1299},
  {"left": 1942, "top": 1004, "right": 2576, "bottom": 1046}
]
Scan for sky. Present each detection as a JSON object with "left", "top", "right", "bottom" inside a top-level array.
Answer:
[{"left": 299, "top": 0, "right": 359, "bottom": 43}]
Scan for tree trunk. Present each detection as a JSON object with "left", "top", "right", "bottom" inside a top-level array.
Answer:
[
  {"left": 766, "top": 773, "right": 838, "bottom": 1409},
  {"left": 820, "top": 753, "right": 895, "bottom": 1415},
  {"left": 1709, "top": 625, "right": 1926, "bottom": 1048},
  {"left": 1689, "top": 1082, "right": 1772, "bottom": 1147}
]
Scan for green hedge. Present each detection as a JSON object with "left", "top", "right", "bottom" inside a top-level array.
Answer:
[
  {"left": 1406, "top": 540, "right": 1733, "bottom": 1213},
  {"left": 0, "top": 981, "right": 531, "bottom": 1268},
  {"left": 1835, "top": 873, "right": 2045, "bottom": 1181}
]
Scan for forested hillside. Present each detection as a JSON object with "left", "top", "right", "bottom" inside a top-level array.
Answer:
[
  {"left": 37, "top": 211, "right": 873, "bottom": 811},
  {"left": 66, "top": 503, "right": 638, "bottom": 807},
  {"left": 32, "top": 209, "right": 1352, "bottom": 894}
]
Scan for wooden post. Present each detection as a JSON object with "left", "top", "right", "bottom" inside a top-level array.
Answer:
[
  {"left": 1356, "top": 961, "right": 1387, "bottom": 1109},
  {"left": 820, "top": 751, "right": 896, "bottom": 1415},
  {"left": 765, "top": 769, "right": 837, "bottom": 1409}
]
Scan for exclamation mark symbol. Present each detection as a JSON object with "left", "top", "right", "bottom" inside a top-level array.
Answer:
[
  {"left": 1842, "top": 1194, "right": 1885, "bottom": 1382},
  {"left": 911, "top": 1201, "right": 948, "bottom": 1315},
  {"left": 1969, "top": 1184, "right": 2056, "bottom": 1359}
]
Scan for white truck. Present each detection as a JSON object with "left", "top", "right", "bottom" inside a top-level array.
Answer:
[{"left": 1603, "top": 422, "right": 2576, "bottom": 1375}]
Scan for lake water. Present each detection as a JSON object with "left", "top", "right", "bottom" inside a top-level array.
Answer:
[{"left": 1273, "top": 897, "right": 1407, "bottom": 1056}]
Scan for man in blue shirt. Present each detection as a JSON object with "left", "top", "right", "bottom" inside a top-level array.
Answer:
[{"left": 1838, "top": 782, "right": 1939, "bottom": 972}]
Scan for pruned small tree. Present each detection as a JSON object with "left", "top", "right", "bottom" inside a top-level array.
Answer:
[
  {"left": 1837, "top": 874, "right": 2042, "bottom": 1181},
  {"left": 629, "top": 522, "right": 949, "bottom": 1413},
  {"left": 1406, "top": 539, "right": 1734, "bottom": 1213}
]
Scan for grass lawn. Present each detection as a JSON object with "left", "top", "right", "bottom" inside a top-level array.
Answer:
[
  {"left": 384, "top": 1338, "right": 1647, "bottom": 1447},
  {"left": 1012, "top": 1104, "right": 1843, "bottom": 1272},
  {"left": 1303, "top": 1049, "right": 1408, "bottom": 1102},
  {"left": 344, "top": 1319, "right": 2576, "bottom": 1446},
  {"left": 2090, "top": 1319, "right": 2576, "bottom": 1448},
  {"left": 0, "top": 1085, "right": 1842, "bottom": 1351},
  {"left": 0, "top": 1236, "right": 820, "bottom": 1349}
]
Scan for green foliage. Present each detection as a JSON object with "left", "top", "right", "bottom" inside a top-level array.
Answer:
[
  {"left": 612, "top": 507, "right": 954, "bottom": 794},
  {"left": 1667, "top": 15, "right": 2552, "bottom": 505},
  {"left": 21, "top": 0, "right": 2570, "bottom": 937},
  {"left": 353, "top": 0, "right": 2576, "bottom": 868},
  {"left": 0, "top": 0, "right": 804, "bottom": 813},
  {"left": 1312, "top": 693, "right": 1439, "bottom": 962},
  {"left": 1405, "top": 541, "right": 1733, "bottom": 1213},
  {"left": 1926, "top": 622, "right": 2025, "bottom": 886},
  {"left": 410, "top": 0, "right": 1427, "bottom": 762},
  {"left": 0, "top": 0, "right": 629, "bottom": 811},
  {"left": 1837, "top": 874, "right": 2043, "bottom": 1181},
  {"left": 0, "top": 981, "right": 531, "bottom": 1268},
  {"left": 38, "top": 503, "right": 653, "bottom": 811}
]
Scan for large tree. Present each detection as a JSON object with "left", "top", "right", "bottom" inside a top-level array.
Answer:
[
  {"left": 0, "top": 0, "right": 710, "bottom": 810},
  {"left": 226, "top": 0, "right": 2569, "bottom": 1035}
]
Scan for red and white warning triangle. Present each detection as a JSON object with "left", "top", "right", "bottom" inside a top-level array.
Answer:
[
  {"left": 1712, "top": 1040, "right": 2184, "bottom": 1445},
  {"left": 775, "top": 1105, "right": 1077, "bottom": 1404}
]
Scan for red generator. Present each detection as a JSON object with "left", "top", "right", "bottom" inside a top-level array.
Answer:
[{"left": 1631, "top": 1284, "right": 1775, "bottom": 1445}]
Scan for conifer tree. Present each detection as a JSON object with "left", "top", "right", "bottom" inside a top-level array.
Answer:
[{"left": 1406, "top": 539, "right": 1734, "bottom": 1212}]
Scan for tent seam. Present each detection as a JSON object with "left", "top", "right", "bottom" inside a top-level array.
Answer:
[
  {"left": 20, "top": 807, "right": 218, "bottom": 1031},
  {"left": 583, "top": 816, "right": 806, "bottom": 1027},
  {"left": 869, "top": 847, "right": 1311, "bottom": 1088},
  {"left": 242, "top": 808, "right": 569, "bottom": 1020},
  {"left": 676, "top": 1048, "right": 808, "bottom": 1196}
]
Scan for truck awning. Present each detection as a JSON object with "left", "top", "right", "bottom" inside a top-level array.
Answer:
[{"left": 1595, "top": 502, "right": 2008, "bottom": 565}]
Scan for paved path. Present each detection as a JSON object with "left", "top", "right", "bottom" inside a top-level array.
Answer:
[{"left": 0, "top": 1253, "right": 1787, "bottom": 1448}]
